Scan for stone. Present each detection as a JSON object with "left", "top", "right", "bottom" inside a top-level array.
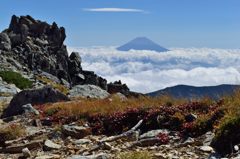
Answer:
[
  {"left": 179, "top": 137, "right": 195, "bottom": 146},
  {"left": 203, "top": 131, "right": 215, "bottom": 146},
  {"left": 0, "top": 139, "right": 43, "bottom": 153},
  {"left": 1, "top": 86, "right": 69, "bottom": 118},
  {"left": 199, "top": 146, "right": 214, "bottom": 153},
  {"left": 0, "top": 78, "right": 20, "bottom": 96},
  {"left": 43, "top": 139, "right": 61, "bottom": 151},
  {"left": 69, "top": 85, "right": 110, "bottom": 99},
  {"left": 35, "top": 154, "right": 61, "bottom": 159},
  {"left": 67, "top": 153, "right": 109, "bottom": 159},
  {"left": 103, "top": 142, "right": 112, "bottom": 150},
  {"left": 234, "top": 145, "right": 239, "bottom": 151},
  {"left": 22, "top": 147, "right": 31, "bottom": 158},
  {"left": 140, "top": 129, "right": 169, "bottom": 139},
  {"left": 74, "top": 139, "right": 91, "bottom": 145},
  {"left": 62, "top": 125, "right": 92, "bottom": 139},
  {"left": 22, "top": 103, "right": 39, "bottom": 115},
  {"left": 0, "top": 33, "right": 11, "bottom": 51},
  {"left": 68, "top": 52, "right": 82, "bottom": 78}
]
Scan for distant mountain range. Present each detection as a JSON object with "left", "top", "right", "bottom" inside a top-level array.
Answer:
[
  {"left": 147, "top": 84, "right": 240, "bottom": 100},
  {"left": 117, "top": 37, "right": 169, "bottom": 52}
]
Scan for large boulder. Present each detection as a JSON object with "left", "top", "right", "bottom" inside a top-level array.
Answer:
[
  {"left": 1, "top": 86, "right": 69, "bottom": 118},
  {"left": 69, "top": 85, "right": 110, "bottom": 99}
]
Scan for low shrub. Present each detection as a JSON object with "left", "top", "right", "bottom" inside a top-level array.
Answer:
[{"left": 0, "top": 71, "right": 33, "bottom": 89}]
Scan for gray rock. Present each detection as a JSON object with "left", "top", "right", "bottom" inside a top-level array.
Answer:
[
  {"left": 22, "top": 147, "right": 31, "bottom": 158},
  {"left": 140, "top": 129, "right": 169, "bottom": 139},
  {"left": 0, "top": 77, "right": 20, "bottom": 96},
  {"left": 1, "top": 86, "right": 69, "bottom": 118},
  {"left": 199, "top": 146, "right": 214, "bottom": 153},
  {"left": 67, "top": 153, "right": 109, "bottom": 159},
  {"left": 69, "top": 85, "right": 110, "bottom": 99},
  {"left": 203, "top": 131, "right": 215, "bottom": 146},
  {"left": 62, "top": 125, "right": 91, "bottom": 139},
  {"left": 22, "top": 103, "right": 39, "bottom": 115},
  {"left": 35, "top": 38, "right": 48, "bottom": 46},
  {"left": 35, "top": 154, "right": 61, "bottom": 159},
  {"left": 74, "top": 139, "right": 91, "bottom": 145},
  {"left": 43, "top": 139, "right": 61, "bottom": 151},
  {"left": 0, "top": 33, "right": 11, "bottom": 51},
  {"left": 234, "top": 145, "right": 239, "bottom": 151}
]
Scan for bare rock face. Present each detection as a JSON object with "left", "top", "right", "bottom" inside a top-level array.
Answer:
[
  {"left": 0, "top": 15, "right": 136, "bottom": 97},
  {"left": 0, "top": 15, "right": 108, "bottom": 90},
  {"left": 1, "top": 86, "right": 69, "bottom": 118},
  {"left": 0, "top": 33, "right": 11, "bottom": 51}
]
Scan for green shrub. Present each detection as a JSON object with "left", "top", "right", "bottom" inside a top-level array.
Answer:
[
  {"left": 212, "top": 116, "right": 240, "bottom": 155},
  {"left": 0, "top": 71, "right": 33, "bottom": 89}
]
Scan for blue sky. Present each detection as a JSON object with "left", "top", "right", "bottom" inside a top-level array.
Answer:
[{"left": 0, "top": 0, "right": 239, "bottom": 48}]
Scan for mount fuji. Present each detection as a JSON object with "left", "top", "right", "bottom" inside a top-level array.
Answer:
[{"left": 117, "top": 37, "right": 169, "bottom": 52}]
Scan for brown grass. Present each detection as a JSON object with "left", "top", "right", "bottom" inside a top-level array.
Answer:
[
  {"left": 117, "top": 151, "right": 153, "bottom": 159},
  {"left": 36, "top": 76, "right": 69, "bottom": 95},
  {"left": 0, "top": 98, "right": 11, "bottom": 116},
  {"left": 0, "top": 124, "right": 26, "bottom": 141},
  {"left": 43, "top": 95, "right": 187, "bottom": 118}
]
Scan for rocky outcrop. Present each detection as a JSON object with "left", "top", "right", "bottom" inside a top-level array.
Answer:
[
  {"left": 1, "top": 86, "right": 69, "bottom": 118},
  {"left": 107, "top": 80, "right": 129, "bottom": 95},
  {"left": 107, "top": 80, "right": 140, "bottom": 97},
  {"left": 0, "top": 15, "right": 109, "bottom": 90},
  {"left": 0, "top": 15, "right": 136, "bottom": 96}
]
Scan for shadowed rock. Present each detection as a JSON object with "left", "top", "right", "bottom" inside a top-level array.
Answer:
[{"left": 1, "top": 86, "right": 69, "bottom": 118}]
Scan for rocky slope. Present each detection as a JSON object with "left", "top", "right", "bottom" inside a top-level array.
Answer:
[{"left": 0, "top": 15, "right": 133, "bottom": 95}]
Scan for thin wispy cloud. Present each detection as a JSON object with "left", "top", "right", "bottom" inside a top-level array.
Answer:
[{"left": 83, "top": 8, "right": 147, "bottom": 13}]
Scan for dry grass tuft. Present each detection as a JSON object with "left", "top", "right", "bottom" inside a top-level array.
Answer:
[
  {"left": 42, "top": 95, "right": 187, "bottom": 118},
  {"left": 0, "top": 124, "right": 26, "bottom": 142},
  {"left": 36, "top": 76, "right": 69, "bottom": 95},
  {"left": 117, "top": 151, "right": 153, "bottom": 159}
]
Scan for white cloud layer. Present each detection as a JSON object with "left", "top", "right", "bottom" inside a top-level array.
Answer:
[
  {"left": 83, "top": 8, "right": 146, "bottom": 13},
  {"left": 68, "top": 47, "right": 240, "bottom": 93}
]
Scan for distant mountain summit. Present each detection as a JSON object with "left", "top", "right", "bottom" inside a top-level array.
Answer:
[
  {"left": 117, "top": 37, "right": 169, "bottom": 52},
  {"left": 147, "top": 84, "right": 240, "bottom": 100}
]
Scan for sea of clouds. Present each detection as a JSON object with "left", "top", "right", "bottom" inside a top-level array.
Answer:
[{"left": 67, "top": 47, "right": 240, "bottom": 93}]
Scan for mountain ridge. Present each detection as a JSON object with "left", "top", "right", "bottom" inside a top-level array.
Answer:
[{"left": 147, "top": 84, "right": 240, "bottom": 99}]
